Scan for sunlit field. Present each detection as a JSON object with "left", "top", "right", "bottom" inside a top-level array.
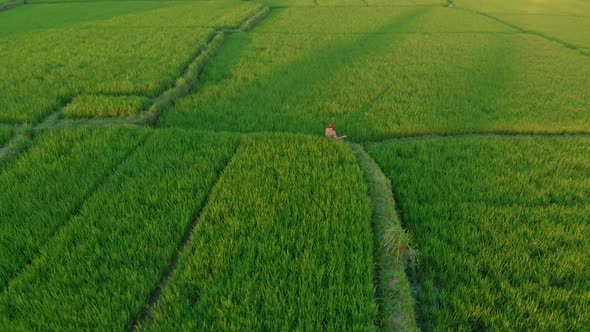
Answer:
[{"left": 0, "top": 0, "right": 588, "bottom": 330}]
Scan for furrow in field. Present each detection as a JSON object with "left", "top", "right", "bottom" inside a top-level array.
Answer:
[
  {"left": 140, "top": 134, "right": 377, "bottom": 330},
  {"left": 0, "top": 129, "right": 240, "bottom": 331},
  {"left": 0, "top": 128, "right": 149, "bottom": 290}
]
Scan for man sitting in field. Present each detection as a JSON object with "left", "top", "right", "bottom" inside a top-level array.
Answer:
[{"left": 325, "top": 123, "right": 347, "bottom": 141}]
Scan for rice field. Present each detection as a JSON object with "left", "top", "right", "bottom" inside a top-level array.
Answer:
[
  {"left": 0, "top": 0, "right": 588, "bottom": 330},
  {"left": 0, "top": 1, "right": 261, "bottom": 123},
  {"left": 160, "top": 6, "right": 590, "bottom": 141},
  {"left": 367, "top": 137, "right": 590, "bottom": 330}
]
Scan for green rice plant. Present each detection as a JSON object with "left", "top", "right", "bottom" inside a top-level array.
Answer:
[
  {"left": 0, "top": 128, "right": 148, "bottom": 290},
  {"left": 141, "top": 134, "right": 377, "bottom": 330},
  {"left": 63, "top": 95, "right": 151, "bottom": 118},
  {"left": 0, "top": 129, "right": 239, "bottom": 330},
  {"left": 0, "top": 1, "right": 261, "bottom": 123},
  {"left": 367, "top": 136, "right": 590, "bottom": 330},
  {"left": 160, "top": 7, "right": 590, "bottom": 140},
  {"left": 0, "top": 125, "right": 11, "bottom": 146}
]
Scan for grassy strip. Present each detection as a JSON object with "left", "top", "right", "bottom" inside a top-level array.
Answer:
[
  {"left": 142, "top": 134, "right": 377, "bottom": 330},
  {"left": 367, "top": 137, "right": 590, "bottom": 330},
  {"left": 148, "top": 32, "right": 226, "bottom": 125},
  {"left": 239, "top": 6, "right": 270, "bottom": 32},
  {"left": 349, "top": 143, "right": 417, "bottom": 331},
  {"left": 0, "top": 0, "right": 22, "bottom": 12},
  {"left": 0, "top": 128, "right": 148, "bottom": 289},
  {"left": 0, "top": 129, "right": 239, "bottom": 330},
  {"left": 0, "top": 125, "right": 33, "bottom": 170},
  {"left": 0, "top": 125, "right": 11, "bottom": 146},
  {"left": 63, "top": 95, "right": 151, "bottom": 118},
  {"left": 148, "top": 6, "right": 269, "bottom": 124}
]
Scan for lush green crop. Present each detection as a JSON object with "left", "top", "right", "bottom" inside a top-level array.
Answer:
[
  {"left": 0, "top": 128, "right": 147, "bottom": 289},
  {"left": 64, "top": 95, "right": 151, "bottom": 118},
  {"left": 0, "top": 129, "right": 239, "bottom": 330},
  {"left": 160, "top": 7, "right": 590, "bottom": 141},
  {"left": 0, "top": 126, "right": 11, "bottom": 147},
  {"left": 367, "top": 137, "right": 590, "bottom": 330},
  {"left": 141, "top": 134, "right": 377, "bottom": 330},
  {"left": 0, "top": 1, "right": 260, "bottom": 123}
]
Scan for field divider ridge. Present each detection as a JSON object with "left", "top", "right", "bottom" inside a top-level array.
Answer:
[
  {"left": 456, "top": 7, "right": 590, "bottom": 57},
  {"left": 0, "top": 124, "right": 33, "bottom": 170},
  {"left": 349, "top": 143, "right": 418, "bottom": 332},
  {"left": 128, "top": 138, "right": 243, "bottom": 331},
  {"left": 145, "top": 6, "right": 271, "bottom": 126},
  {"left": 362, "top": 131, "right": 590, "bottom": 145},
  {"left": 0, "top": 130, "right": 152, "bottom": 293},
  {"left": 0, "top": 0, "right": 23, "bottom": 12}
]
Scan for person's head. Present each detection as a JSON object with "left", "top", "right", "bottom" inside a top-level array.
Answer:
[{"left": 328, "top": 123, "right": 335, "bottom": 128}]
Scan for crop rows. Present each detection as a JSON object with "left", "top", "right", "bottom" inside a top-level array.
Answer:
[
  {"left": 0, "top": 1, "right": 261, "bottom": 123},
  {"left": 160, "top": 6, "right": 590, "bottom": 141},
  {"left": 367, "top": 137, "right": 590, "bottom": 330},
  {"left": 0, "top": 128, "right": 239, "bottom": 330},
  {"left": 140, "top": 134, "right": 377, "bottom": 330}
]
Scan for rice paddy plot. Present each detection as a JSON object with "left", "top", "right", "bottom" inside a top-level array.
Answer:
[
  {"left": 0, "top": 129, "right": 239, "bottom": 331},
  {"left": 142, "top": 134, "right": 377, "bottom": 331},
  {"left": 64, "top": 95, "right": 151, "bottom": 118},
  {"left": 0, "top": 1, "right": 170, "bottom": 37},
  {"left": 0, "top": 1, "right": 261, "bottom": 123},
  {"left": 0, "top": 128, "right": 148, "bottom": 290},
  {"left": 367, "top": 137, "right": 590, "bottom": 330},
  {"left": 160, "top": 7, "right": 590, "bottom": 141}
]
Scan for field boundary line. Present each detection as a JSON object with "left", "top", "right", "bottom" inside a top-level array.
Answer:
[
  {"left": 363, "top": 131, "right": 590, "bottom": 145},
  {"left": 128, "top": 138, "right": 242, "bottom": 331},
  {"left": 0, "top": 0, "right": 23, "bottom": 12},
  {"left": 350, "top": 143, "right": 418, "bottom": 332},
  {"left": 0, "top": 125, "right": 33, "bottom": 170},
  {"left": 457, "top": 7, "right": 590, "bottom": 57},
  {"left": 145, "top": 6, "right": 270, "bottom": 126},
  {"left": 0, "top": 130, "right": 152, "bottom": 293}
]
